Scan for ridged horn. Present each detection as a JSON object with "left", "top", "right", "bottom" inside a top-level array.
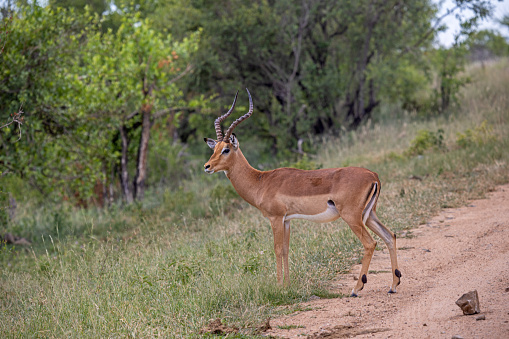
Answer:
[
  {"left": 214, "top": 91, "right": 238, "bottom": 141},
  {"left": 223, "top": 88, "right": 253, "bottom": 143}
]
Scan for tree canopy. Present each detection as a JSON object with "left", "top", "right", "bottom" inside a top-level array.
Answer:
[{"left": 1, "top": 0, "right": 506, "bottom": 205}]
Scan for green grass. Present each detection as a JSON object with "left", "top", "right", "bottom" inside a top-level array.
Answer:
[
  {"left": 1, "top": 59, "right": 509, "bottom": 337},
  {"left": 277, "top": 324, "right": 305, "bottom": 330}
]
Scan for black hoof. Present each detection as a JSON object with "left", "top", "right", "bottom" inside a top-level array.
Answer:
[
  {"left": 350, "top": 292, "right": 358, "bottom": 297},
  {"left": 388, "top": 289, "right": 396, "bottom": 294}
]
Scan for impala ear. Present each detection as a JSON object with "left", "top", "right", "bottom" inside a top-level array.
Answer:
[
  {"left": 229, "top": 133, "right": 239, "bottom": 149},
  {"left": 204, "top": 138, "right": 217, "bottom": 149}
]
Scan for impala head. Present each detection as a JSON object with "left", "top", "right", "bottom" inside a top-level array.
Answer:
[{"left": 204, "top": 89, "right": 253, "bottom": 174}]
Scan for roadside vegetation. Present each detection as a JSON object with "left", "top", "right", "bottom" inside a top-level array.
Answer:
[{"left": 1, "top": 59, "right": 508, "bottom": 337}]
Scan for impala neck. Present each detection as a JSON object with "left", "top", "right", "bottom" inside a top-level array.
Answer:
[{"left": 226, "top": 148, "right": 262, "bottom": 207}]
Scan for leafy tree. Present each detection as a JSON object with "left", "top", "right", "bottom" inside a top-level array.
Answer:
[
  {"left": 0, "top": 5, "right": 200, "bottom": 204},
  {"left": 466, "top": 29, "right": 509, "bottom": 61},
  {"left": 49, "top": 0, "right": 110, "bottom": 14},
  {"left": 0, "top": 5, "right": 90, "bottom": 197},
  {"left": 68, "top": 13, "right": 200, "bottom": 202},
  {"left": 149, "top": 0, "right": 494, "bottom": 154}
]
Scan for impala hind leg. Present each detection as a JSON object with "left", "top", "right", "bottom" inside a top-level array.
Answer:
[
  {"left": 365, "top": 210, "right": 401, "bottom": 293},
  {"left": 342, "top": 215, "right": 377, "bottom": 297}
]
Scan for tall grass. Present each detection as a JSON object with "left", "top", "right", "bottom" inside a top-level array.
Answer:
[{"left": 1, "top": 60, "right": 509, "bottom": 337}]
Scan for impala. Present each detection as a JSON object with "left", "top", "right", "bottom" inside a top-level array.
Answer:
[{"left": 203, "top": 89, "right": 401, "bottom": 296}]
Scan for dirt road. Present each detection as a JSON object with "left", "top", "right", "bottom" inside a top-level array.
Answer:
[{"left": 264, "top": 184, "right": 509, "bottom": 338}]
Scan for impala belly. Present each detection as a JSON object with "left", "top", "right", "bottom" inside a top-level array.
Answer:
[{"left": 285, "top": 200, "right": 340, "bottom": 223}]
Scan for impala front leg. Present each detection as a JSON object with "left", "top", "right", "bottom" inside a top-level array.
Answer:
[
  {"left": 269, "top": 216, "right": 285, "bottom": 286},
  {"left": 283, "top": 219, "right": 291, "bottom": 287}
]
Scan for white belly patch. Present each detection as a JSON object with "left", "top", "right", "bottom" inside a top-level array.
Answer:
[{"left": 285, "top": 201, "right": 340, "bottom": 223}]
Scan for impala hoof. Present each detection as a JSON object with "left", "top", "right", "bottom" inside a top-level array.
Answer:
[{"left": 388, "top": 288, "right": 397, "bottom": 294}]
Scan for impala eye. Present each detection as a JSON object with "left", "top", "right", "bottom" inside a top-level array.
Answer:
[{"left": 221, "top": 148, "right": 230, "bottom": 154}]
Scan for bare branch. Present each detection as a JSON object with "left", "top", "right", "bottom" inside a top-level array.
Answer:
[
  {"left": 0, "top": 103, "right": 24, "bottom": 142},
  {"left": 167, "top": 64, "right": 193, "bottom": 86},
  {"left": 402, "top": 4, "right": 462, "bottom": 56},
  {"left": 125, "top": 109, "right": 139, "bottom": 121}
]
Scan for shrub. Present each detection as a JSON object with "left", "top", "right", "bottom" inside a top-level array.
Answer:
[
  {"left": 404, "top": 129, "right": 444, "bottom": 157},
  {"left": 456, "top": 120, "right": 495, "bottom": 148}
]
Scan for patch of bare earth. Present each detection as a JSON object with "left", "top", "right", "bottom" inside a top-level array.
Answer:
[{"left": 264, "top": 184, "right": 509, "bottom": 338}]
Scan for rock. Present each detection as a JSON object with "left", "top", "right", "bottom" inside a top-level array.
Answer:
[
  {"left": 455, "top": 290, "right": 481, "bottom": 315},
  {"left": 476, "top": 314, "right": 486, "bottom": 321},
  {"left": 452, "top": 336, "right": 464, "bottom": 339}
]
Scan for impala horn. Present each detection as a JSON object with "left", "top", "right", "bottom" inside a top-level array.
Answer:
[
  {"left": 223, "top": 88, "right": 253, "bottom": 142},
  {"left": 215, "top": 91, "right": 238, "bottom": 141}
]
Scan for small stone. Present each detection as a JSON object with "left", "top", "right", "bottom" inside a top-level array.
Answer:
[
  {"left": 476, "top": 315, "right": 486, "bottom": 321},
  {"left": 423, "top": 323, "right": 427, "bottom": 326},
  {"left": 452, "top": 336, "right": 464, "bottom": 339},
  {"left": 505, "top": 287, "right": 509, "bottom": 292},
  {"left": 456, "top": 290, "right": 481, "bottom": 315}
]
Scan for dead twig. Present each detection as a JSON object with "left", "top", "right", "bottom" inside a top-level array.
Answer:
[{"left": 1, "top": 103, "right": 25, "bottom": 142}]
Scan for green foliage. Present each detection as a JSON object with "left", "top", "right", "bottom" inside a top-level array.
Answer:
[
  {"left": 456, "top": 120, "right": 495, "bottom": 148},
  {"left": 0, "top": 191, "right": 9, "bottom": 228},
  {"left": 386, "top": 151, "right": 405, "bottom": 162},
  {"left": 429, "top": 47, "right": 470, "bottom": 114},
  {"left": 280, "top": 154, "right": 322, "bottom": 170},
  {"left": 466, "top": 30, "right": 509, "bottom": 59},
  {"left": 151, "top": 0, "right": 486, "bottom": 147},
  {"left": 0, "top": 5, "right": 202, "bottom": 202},
  {"left": 1, "top": 0, "right": 497, "bottom": 203},
  {"left": 404, "top": 129, "right": 444, "bottom": 157},
  {"left": 0, "top": 13, "right": 11, "bottom": 54}
]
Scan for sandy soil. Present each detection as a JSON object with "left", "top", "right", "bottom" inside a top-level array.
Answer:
[{"left": 264, "top": 184, "right": 509, "bottom": 339}]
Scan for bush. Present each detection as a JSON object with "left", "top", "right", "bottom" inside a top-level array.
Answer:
[
  {"left": 456, "top": 120, "right": 495, "bottom": 148},
  {"left": 404, "top": 129, "right": 444, "bottom": 157}
]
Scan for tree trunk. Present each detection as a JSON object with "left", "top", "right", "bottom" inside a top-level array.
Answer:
[
  {"left": 133, "top": 106, "right": 151, "bottom": 201},
  {"left": 120, "top": 125, "right": 133, "bottom": 204}
]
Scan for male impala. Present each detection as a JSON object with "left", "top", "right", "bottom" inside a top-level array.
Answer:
[{"left": 204, "top": 89, "right": 401, "bottom": 296}]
